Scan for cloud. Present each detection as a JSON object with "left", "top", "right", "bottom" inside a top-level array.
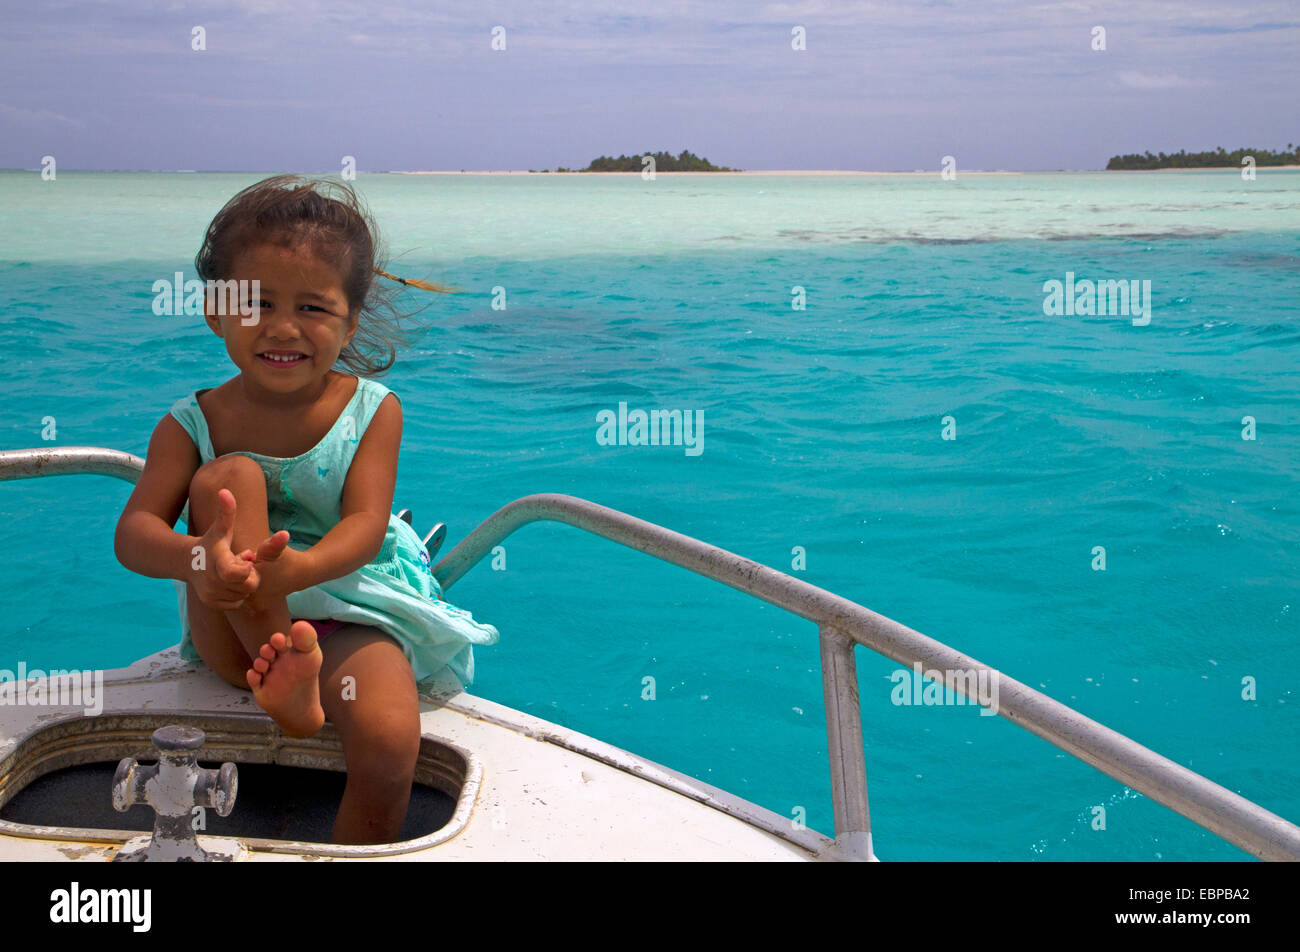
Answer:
[
  {"left": 1169, "top": 20, "right": 1300, "bottom": 36},
  {"left": 149, "top": 92, "right": 319, "bottom": 108},
  {"left": 1116, "top": 71, "right": 1209, "bottom": 90},
  {"left": 0, "top": 103, "right": 84, "bottom": 127}
]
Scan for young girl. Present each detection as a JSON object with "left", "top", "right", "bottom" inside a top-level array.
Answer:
[{"left": 114, "top": 174, "right": 499, "bottom": 845}]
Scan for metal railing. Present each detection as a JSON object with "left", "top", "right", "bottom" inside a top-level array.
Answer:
[
  {"left": 5, "top": 446, "right": 1300, "bottom": 861},
  {"left": 434, "top": 495, "right": 1300, "bottom": 862}
]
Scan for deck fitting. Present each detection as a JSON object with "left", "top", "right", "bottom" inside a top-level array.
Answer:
[{"left": 111, "top": 725, "right": 238, "bottom": 862}]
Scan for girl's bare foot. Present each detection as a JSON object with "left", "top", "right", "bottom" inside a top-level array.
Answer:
[{"left": 246, "top": 621, "right": 325, "bottom": 738}]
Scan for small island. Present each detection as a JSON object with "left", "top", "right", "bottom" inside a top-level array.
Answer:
[
  {"left": 1105, "top": 145, "right": 1298, "bottom": 170},
  {"left": 529, "top": 150, "right": 739, "bottom": 173}
]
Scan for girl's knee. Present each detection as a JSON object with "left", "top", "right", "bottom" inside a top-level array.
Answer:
[
  {"left": 190, "top": 453, "right": 264, "bottom": 496},
  {"left": 343, "top": 712, "right": 421, "bottom": 785}
]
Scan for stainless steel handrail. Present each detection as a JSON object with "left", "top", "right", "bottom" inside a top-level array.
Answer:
[
  {"left": 432, "top": 492, "right": 1300, "bottom": 863},
  {"left": 0, "top": 446, "right": 145, "bottom": 485},
  {"left": 5, "top": 447, "right": 1300, "bottom": 861}
]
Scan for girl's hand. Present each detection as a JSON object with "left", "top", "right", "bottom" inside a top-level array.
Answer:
[
  {"left": 236, "top": 528, "right": 291, "bottom": 568},
  {"left": 189, "top": 488, "right": 259, "bottom": 611},
  {"left": 237, "top": 535, "right": 308, "bottom": 614}
]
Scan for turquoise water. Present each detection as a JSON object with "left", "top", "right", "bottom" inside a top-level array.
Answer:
[{"left": 1, "top": 170, "right": 1297, "bottom": 860}]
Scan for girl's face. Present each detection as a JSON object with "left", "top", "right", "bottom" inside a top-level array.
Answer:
[{"left": 205, "top": 240, "right": 359, "bottom": 397}]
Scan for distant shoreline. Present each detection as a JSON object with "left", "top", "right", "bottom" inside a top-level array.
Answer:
[
  {"left": 397, "top": 169, "right": 1028, "bottom": 175},
  {"left": 5, "top": 166, "right": 1298, "bottom": 174},
  {"left": 396, "top": 167, "right": 1300, "bottom": 175},
  {"left": 398, "top": 169, "right": 1026, "bottom": 176}
]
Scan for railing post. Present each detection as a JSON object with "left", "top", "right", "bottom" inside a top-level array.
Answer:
[{"left": 819, "top": 624, "right": 876, "bottom": 861}]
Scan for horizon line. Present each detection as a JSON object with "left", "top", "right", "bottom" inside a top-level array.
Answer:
[{"left": 7, "top": 166, "right": 1293, "bottom": 174}]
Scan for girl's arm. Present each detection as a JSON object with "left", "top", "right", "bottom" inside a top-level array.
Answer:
[
  {"left": 294, "top": 393, "right": 403, "bottom": 589},
  {"left": 114, "top": 414, "right": 204, "bottom": 581}
]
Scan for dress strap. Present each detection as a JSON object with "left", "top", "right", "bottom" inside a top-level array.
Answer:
[
  {"left": 346, "top": 377, "right": 397, "bottom": 441},
  {"left": 168, "top": 390, "right": 214, "bottom": 463}
]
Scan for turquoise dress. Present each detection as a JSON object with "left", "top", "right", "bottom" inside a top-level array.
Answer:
[{"left": 169, "top": 374, "right": 499, "bottom": 690}]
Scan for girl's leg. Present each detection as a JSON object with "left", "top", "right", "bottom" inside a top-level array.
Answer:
[
  {"left": 186, "top": 454, "right": 293, "bottom": 661},
  {"left": 186, "top": 581, "right": 254, "bottom": 689},
  {"left": 317, "top": 624, "right": 422, "bottom": 845},
  {"left": 185, "top": 454, "right": 324, "bottom": 737}
]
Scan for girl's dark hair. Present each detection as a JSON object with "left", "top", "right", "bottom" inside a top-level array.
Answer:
[{"left": 195, "top": 174, "right": 456, "bottom": 376}]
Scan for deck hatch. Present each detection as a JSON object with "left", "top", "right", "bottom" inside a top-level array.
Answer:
[{"left": 0, "top": 712, "right": 481, "bottom": 858}]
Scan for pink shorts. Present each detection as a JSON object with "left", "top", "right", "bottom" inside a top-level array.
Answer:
[{"left": 291, "top": 617, "right": 346, "bottom": 640}]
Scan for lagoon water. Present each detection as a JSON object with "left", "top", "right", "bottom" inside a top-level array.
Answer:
[{"left": 1, "top": 169, "right": 1297, "bottom": 860}]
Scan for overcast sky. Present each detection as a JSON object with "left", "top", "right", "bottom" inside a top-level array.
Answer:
[{"left": 2, "top": 0, "right": 1297, "bottom": 171}]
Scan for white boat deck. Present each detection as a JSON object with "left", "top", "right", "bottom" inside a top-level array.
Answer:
[{"left": 0, "top": 648, "right": 833, "bottom": 862}]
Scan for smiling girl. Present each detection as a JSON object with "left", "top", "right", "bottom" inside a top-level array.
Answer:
[{"left": 114, "top": 175, "right": 499, "bottom": 844}]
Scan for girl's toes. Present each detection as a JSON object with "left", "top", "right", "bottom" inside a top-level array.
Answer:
[
  {"left": 253, "top": 656, "right": 271, "bottom": 675},
  {"left": 288, "top": 620, "right": 319, "bottom": 653},
  {"left": 269, "top": 631, "right": 289, "bottom": 653},
  {"left": 246, "top": 669, "right": 262, "bottom": 690},
  {"left": 259, "top": 643, "right": 277, "bottom": 662}
]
